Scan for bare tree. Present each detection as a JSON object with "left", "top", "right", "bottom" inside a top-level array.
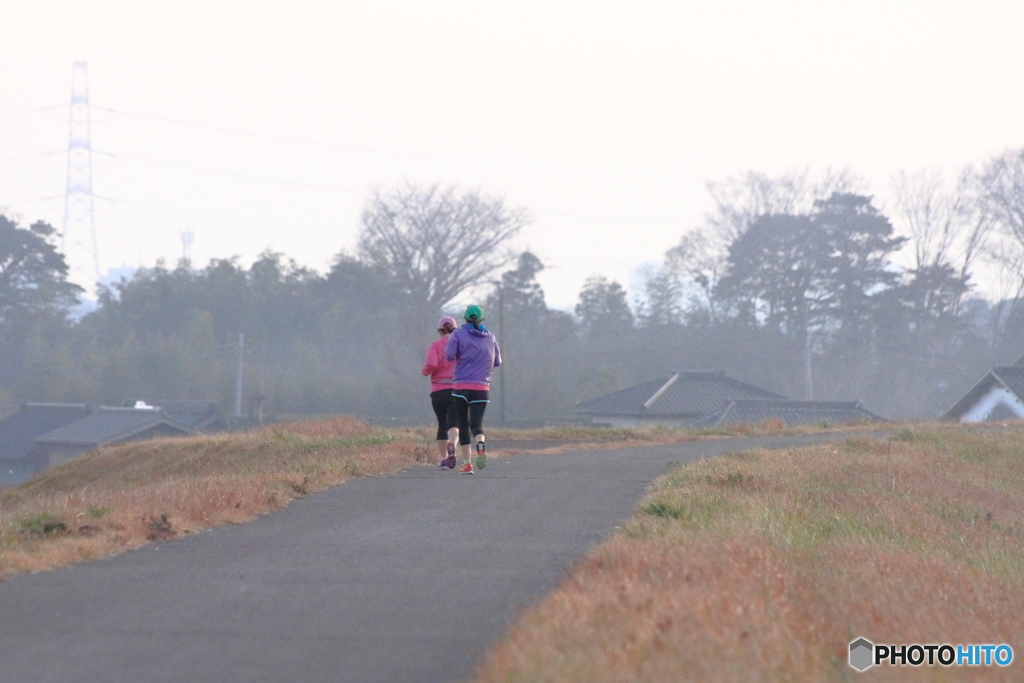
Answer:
[
  {"left": 662, "top": 228, "right": 725, "bottom": 325},
  {"left": 982, "top": 238, "right": 1024, "bottom": 348},
  {"left": 976, "top": 149, "right": 1024, "bottom": 344},
  {"left": 357, "top": 183, "right": 530, "bottom": 315},
  {"left": 704, "top": 167, "right": 863, "bottom": 243},
  {"left": 980, "top": 149, "right": 1024, "bottom": 245},
  {"left": 889, "top": 167, "right": 993, "bottom": 313}
]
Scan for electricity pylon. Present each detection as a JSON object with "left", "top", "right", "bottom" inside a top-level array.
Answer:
[{"left": 62, "top": 61, "right": 100, "bottom": 291}]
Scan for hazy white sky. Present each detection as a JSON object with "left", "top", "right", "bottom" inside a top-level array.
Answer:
[{"left": 2, "top": 0, "right": 1023, "bottom": 309}]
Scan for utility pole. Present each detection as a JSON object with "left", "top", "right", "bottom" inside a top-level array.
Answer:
[
  {"left": 497, "top": 284, "right": 506, "bottom": 427},
  {"left": 181, "top": 230, "right": 194, "bottom": 264},
  {"left": 234, "top": 333, "right": 244, "bottom": 422},
  {"left": 62, "top": 61, "right": 100, "bottom": 291},
  {"left": 802, "top": 297, "right": 813, "bottom": 400}
]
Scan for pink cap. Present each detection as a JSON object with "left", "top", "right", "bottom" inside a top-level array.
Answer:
[{"left": 437, "top": 315, "right": 457, "bottom": 330}]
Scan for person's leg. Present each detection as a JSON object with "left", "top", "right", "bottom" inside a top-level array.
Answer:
[
  {"left": 458, "top": 402, "right": 473, "bottom": 463},
  {"left": 468, "top": 400, "right": 488, "bottom": 440},
  {"left": 430, "top": 391, "right": 451, "bottom": 465},
  {"left": 444, "top": 395, "right": 468, "bottom": 464},
  {"left": 468, "top": 394, "right": 489, "bottom": 469},
  {"left": 448, "top": 393, "right": 473, "bottom": 471},
  {"left": 446, "top": 399, "right": 461, "bottom": 453}
]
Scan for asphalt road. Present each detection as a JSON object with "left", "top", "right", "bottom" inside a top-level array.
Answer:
[{"left": 0, "top": 433, "right": 859, "bottom": 683}]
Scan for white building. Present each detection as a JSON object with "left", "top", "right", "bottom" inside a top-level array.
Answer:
[{"left": 942, "top": 363, "right": 1024, "bottom": 422}]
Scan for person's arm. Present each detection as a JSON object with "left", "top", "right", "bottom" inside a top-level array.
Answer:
[
  {"left": 422, "top": 342, "right": 438, "bottom": 376},
  {"left": 445, "top": 332, "right": 459, "bottom": 362},
  {"left": 492, "top": 337, "right": 502, "bottom": 368}
]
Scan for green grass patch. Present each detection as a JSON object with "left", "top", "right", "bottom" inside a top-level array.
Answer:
[
  {"left": 87, "top": 505, "right": 111, "bottom": 518},
  {"left": 18, "top": 513, "right": 68, "bottom": 538},
  {"left": 635, "top": 489, "right": 740, "bottom": 533}
]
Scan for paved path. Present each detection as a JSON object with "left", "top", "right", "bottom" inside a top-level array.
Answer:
[{"left": 0, "top": 433, "right": 859, "bottom": 683}]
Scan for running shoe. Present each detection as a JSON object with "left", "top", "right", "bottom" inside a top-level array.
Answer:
[
  {"left": 459, "top": 462, "right": 474, "bottom": 475},
  {"left": 445, "top": 442, "right": 457, "bottom": 470},
  {"left": 475, "top": 441, "right": 487, "bottom": 470}
]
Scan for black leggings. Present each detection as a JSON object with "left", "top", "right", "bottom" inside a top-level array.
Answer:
[
  {"left": 447, "top": 390, "right": 489, "bottom": 446},
  {"left": 430, "top": 389, "right": 453, "bottom": 440}
]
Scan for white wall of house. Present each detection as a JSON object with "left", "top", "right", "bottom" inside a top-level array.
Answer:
[{"left": 960, "top": 386, "right": 1024, "bottom": 422}]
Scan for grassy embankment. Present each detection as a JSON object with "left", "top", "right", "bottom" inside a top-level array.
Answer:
[
  {"left": 0, "top": 415, "right": 819, "bottom": 579},
  {"left": 474, "top": 424, "right": 1024, "bottom": 683},
  {"left": 485, "top": 418, "right": 850, "bottom": 453},
  {"left": 0, "top": 416, "right": 430, "bottom": 578}
]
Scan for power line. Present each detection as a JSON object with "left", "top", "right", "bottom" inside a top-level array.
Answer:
[
  {"left": 3, "top": 101, "right": 701, "bottom": 237},
  {"left": 90, "top": 147, "right": 692, "bottom": 226},
  {"left": 5, "top": 96, "right": 707, "bottom": 274},
  {"left": 37, "top": 146, "right": 694, "bottom": 235},
  {"left": 92, "top": 104, "right": 699, "bottom": 184},
  {"left": 93, "top": 194, "right": 347, "bottom": 237},
  {"left": 91, "top": 149, "right": 364, "bottom": 196},
  {"left": 536, "top": 207, "right": 689, "bottom": 227},
  {"left": 2, "top": 194, "right": 65, "bottom": 206},
  {"left": 0, "top": 150, "right": 65, "bottom": 163},
  {"left": 82, "top": 150, "right": 692, "bottom": 228},
  {"left": 0, "top": 104, "right": 66, "bottom": 118}
]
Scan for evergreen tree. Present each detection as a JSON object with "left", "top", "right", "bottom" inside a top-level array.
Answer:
[
  {"left": 0, "top": 216, "right": 82, "bottom": 394},
  {"left": 575, "top": 276, "right": 634, "bottom": 337}
]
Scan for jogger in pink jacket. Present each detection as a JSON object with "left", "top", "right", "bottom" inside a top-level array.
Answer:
[{"left": 422, "top": 316, "right": 458, "bottom": 468}]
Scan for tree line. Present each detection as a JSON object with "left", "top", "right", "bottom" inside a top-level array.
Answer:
[{"left": 3, "top": 150, "right": 1024, "bottom": 423}]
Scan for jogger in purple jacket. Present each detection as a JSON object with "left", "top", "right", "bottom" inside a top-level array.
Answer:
[{"left": 445, "top": 304, "right": 501, "bottom": 474}]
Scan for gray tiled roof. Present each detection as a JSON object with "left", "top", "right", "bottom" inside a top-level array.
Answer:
[
  {"left": 574, "top": 371, "right": 783, "bottom": 418},
  {"left": 124, "top": 399, "right": 223, "bottom": 429},
  {"left": 993, "top": 366, "right": 1024, "bottom": 400},
  {"left": 34, "top": 408, "right": 198, "bottom": 447},
  {"left": 574, "top": 377, "right": 671, "bottom": 416},
  {"left": 690, "top": 399, "right": 884, "bottom": 427},
  {"left": 0, "top": 403, "right": 94, "bottom": 460},
  {"left": 943, "top": 366, "right": 1024, "bottom": 419}
]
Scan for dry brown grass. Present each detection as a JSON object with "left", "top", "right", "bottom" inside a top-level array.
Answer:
[
  {"left": 0, "top": 416, "right": 431, "bottom": 579},
  {"left": 475, "top": 423, "right": 1024, "bottom": 683},
  {"left": 486, "top": 419, "right": 873, "bottom": 455}
]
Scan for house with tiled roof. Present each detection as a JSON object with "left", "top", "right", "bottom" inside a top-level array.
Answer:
[
  {"left": 0, "top": 403, "right": 94, "bottom": 484},
  {"left": 942, "top": 362, "right": 1024, "bottom": 422},
  {"left": 690, "top": 398, "right": 883, "bottom": 428},
  {"left": 575, "top": 370, "right": 884, "bottom": 428},
  {"left": 574, "top": 371, "right": 784, "bottom": 427},
  {"left": 121, "top": 399, "right": 226, "bottom": 431},
  {"left": 34, "top": 406, "right": 200, "bottom": 468}
]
